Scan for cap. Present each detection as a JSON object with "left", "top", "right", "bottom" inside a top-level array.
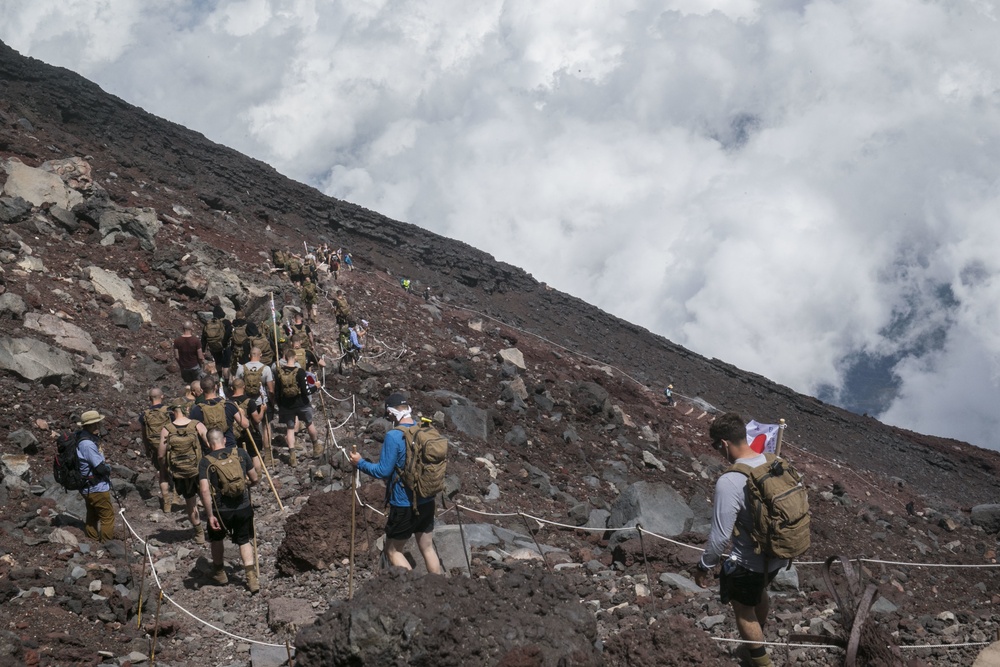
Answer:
[
  {"left": 79, "top": 410, "right": 105, "bottom": 427},
  {"left": 361, "top": 319, "right": 369, "bottom": 328},
  {"left": 385, "top": 392, "right": 408, "bottom": 410}
]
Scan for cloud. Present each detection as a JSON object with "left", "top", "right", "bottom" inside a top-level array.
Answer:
[{"left": 3, "top": 0, "right": 1000, "bottom": 448}]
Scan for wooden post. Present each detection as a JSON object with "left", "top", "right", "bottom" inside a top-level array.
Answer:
[
  {"left": 349, "top": 444, "right": 358, "bottom": 600},
  {"left": 774, "top": 418, "right": 786, "bottom": 457},
  {"left": 149, "top": 589, "right": 164, "bottom": 665}
]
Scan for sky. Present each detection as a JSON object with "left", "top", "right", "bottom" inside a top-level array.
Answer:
[{"left": 3, "top": 0, "right": 1000, "bottom": 450}]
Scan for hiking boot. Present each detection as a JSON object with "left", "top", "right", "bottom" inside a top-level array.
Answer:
[
  {"left": 193, "top": 523, "right": 205, "bottom": 545},
  {"left": 288, "top": 448, "right": 297, "bottom": 467},
  {"left": 210, "top": 564, "right": 228, "bottom": 585},
  {"left": 735, "top": 646, "right": 772, "bottom": 667},
  {"left": 312, "top": 441, "right": 324, "bottom": 458},
  {"left": 245, "top": 565, "right": 260, "bottom": 594}
]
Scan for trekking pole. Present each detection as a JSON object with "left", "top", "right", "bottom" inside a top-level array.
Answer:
[
  {"left": 775, "top": 418, "right": 786, "bottom": 457},
  {"left": 245, "top": 427, "right": 284, "bottom": 510},
  {"left": 443, "top": 495, "right": 472, "bottom": 577},
  {"left": 286, "top": 640, "right": 294, "bottom": 667},
  {"left": 150, "top": 589, "right": 163, "bottom": 665},
  {"left": 136, "top": 554, "right": 147, "bottom": 629},
  {"left": 349, "top": 443, "right": 358, "bottom": 600}
]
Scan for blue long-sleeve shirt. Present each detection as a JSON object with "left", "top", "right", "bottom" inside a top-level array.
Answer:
[
  {"left": 356, "top": 425, "right": 432, "bottom": 507},
  {"left": 349, "top": 328, "right": 363, "bottom": 350},
  {"left": 77, "top": 433, "right": 111, "bottom": 494}
]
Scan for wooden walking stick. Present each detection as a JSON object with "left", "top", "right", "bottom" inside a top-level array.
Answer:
[
  {"left": 150, "top": 589, "right": 164, "bottom": 665},
  {"left": 349, "top": 443, "right": 358, "bottom": 600},
  {"left": 245, "top": 427, "right": 284, "bottom": 510},
  {"left": 775, "top": 418, "right": 786, "bottom": 457},
  {"left": 136, "top": 554, "right": 147, "bottom": 629}
]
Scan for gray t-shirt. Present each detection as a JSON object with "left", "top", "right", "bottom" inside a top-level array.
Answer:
[{"left": 699, "top": 453, "right": 790, "bottom": 573}]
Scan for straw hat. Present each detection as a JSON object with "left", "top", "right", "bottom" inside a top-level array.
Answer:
[{"left": 79, "top": 410, "right": 105, "bottom": 427}]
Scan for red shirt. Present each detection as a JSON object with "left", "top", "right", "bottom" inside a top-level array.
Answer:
[{"left": 173, "top": 335, "right": 201, "bottom": 369}]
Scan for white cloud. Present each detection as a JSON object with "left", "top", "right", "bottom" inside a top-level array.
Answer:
[{"left": 3, "top": 0, "right": 1000, "bottom": 448}]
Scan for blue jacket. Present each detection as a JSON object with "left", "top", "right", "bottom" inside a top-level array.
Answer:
[
  {"left": 356, "top": 425, "right": 432, "bottom": 507},
  {"left": 77, "top": 433, "right": 111, "bottom": 494}
]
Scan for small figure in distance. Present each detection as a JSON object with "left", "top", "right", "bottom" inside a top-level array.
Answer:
[{"left": 664, "top": 384, "right": 675, "bottom": 407}]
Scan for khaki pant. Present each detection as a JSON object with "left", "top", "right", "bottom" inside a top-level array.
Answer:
[{"left": 84, "top": 491, "right": 115, "bottom": 542}]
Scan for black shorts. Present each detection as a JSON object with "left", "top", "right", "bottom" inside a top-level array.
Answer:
[
  {"left": 385, "top": 500, "right": 436, "bottom": 541},
  {"left": 180, "top": 366, "right": 203, "bottom": 383},
  {"left": 719, "top": 561, "right": 779, "bottom": 606},
  {"left": 173, "top": 476, "right": 199, "bottom": 500},
  {"left": 207, "top": 505, "right": 255, "bottom": 546}
]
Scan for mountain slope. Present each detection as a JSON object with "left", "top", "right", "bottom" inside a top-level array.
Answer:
[{"left": 1, "top": 40, "right": 999, "bottom": 667}]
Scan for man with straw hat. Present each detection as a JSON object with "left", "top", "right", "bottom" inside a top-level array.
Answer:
[{"left": 77, "top": 410, "right": 115, "bottom": 542}]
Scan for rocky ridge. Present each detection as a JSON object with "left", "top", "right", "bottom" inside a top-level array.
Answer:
[{"left": 0, "top": 39, "right": 999, "bottom": 667}]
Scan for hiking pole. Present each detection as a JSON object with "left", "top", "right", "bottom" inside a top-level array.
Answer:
[
  {"left": 150, "top": 589, "right": 163, "bottom": 665},
  {"left": 442, "top": 495, "right": 472, "bottom": 577},
  {"left": 136, "top": 553, "right": 147, "bottom": 629},
  {"left": 245, "top": 427, "right": 283, "bottom": 510},
  {"left": 349, "top": 443, "right": 358, "bottom": 600},
  {"left": 775, "top": 418, "right": 786, "bottom": 457}
]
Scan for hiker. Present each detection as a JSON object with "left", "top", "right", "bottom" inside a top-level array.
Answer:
[
  {"left": 400, "top": 278, "right": 411, "bottom": 293},
  {"left": 235, "top": 346, "right": 275, "bottom": 460},
  {"left": 290, "top": 334, "right": 325, "bottom": 374},
  {"left": 344, "top": 252, "right": 354, "bottom": 271},
  {"left": 350, "top": 393, "right": 443, "bottom": 574},
  {"left": 189, "top": 376, "right": 248, "bottom": 452},
  {"left": 289, "top": 311, "right": 314, "bottom": 350},
  {"left": 202, "top": 305, "right": 232, "bottom": 382},
  {"left": 301, "top": 276, "right": 318, "bottom": 322},
  {"left": 343, "top": 320, "right": 366, "bottom": 369},
  {"left": 694, "top": 412, "right": 788, "bottom": 667},
  {"left": 274, "top": 347, "right": 322, "bottom": 466},
  {"left": 77, "top": 410, "right": 116, "bottom": 543},
  {"left": 330, "top": 253, "right": 340, "bottom": 280},
  {"left": 173, "top": 321, "right": 204, "bottom": 383},
  {"left": 230, "top": 378, "right": 266, "bottom": 471},
  {"left": 332, "top": 288, "right": 351, "bottom": 327},
  {"left": 158, "top": 403, "right": 208, "bottom": 542},
  {"left": 423, "top": 287, "right": 431, "bottom": 301},
  {"left": 139, "top": 388, "right": 170, "bottom": 465},
  {"left": 664, "top": 384, "right": 675, "bottom": 407},
  {"left": 238, "top": 322, "right": 271, "bottom": 367},
  {"left": 198, "top": 429, "right": 261, "bottom": 593},
  {"left": 288, "top": 254, "right": 305, "bottom": 286},
  {"left": 228, "top": 309, "right": 250, "bottom": 375}
]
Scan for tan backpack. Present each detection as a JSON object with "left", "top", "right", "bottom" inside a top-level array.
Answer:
[
  {"left": 165, "top": 422, "right": 202, "bottom": 479},
  {"left": 727, "top": 454, "right": 811, "bottom": 560}
]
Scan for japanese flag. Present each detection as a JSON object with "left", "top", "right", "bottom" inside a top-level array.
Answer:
[{"left": 746, "top": 420, "right": 781, "bottom": 454}]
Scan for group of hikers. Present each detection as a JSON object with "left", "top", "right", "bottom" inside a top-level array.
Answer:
[{"left": 64, "top": 241, "right": 801, "bottom": 665}]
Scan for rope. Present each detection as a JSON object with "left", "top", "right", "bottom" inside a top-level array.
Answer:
[
  {"left": 710, "top": 636, "right": 991, "bottom": 650},
  {"left": 118, "top": 509, "right": 288, "bottom": 649}
]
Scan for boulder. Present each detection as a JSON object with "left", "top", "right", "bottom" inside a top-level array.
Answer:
[
  {"left": 971, "top": 504, "right": 1000, "bottom": 534},
  {"left": 443, "top": 404, "right": 491, "bottom": 440},
  {"left": 608, "top": 481, "right": 694, "bottom": 538},
  {"left": 7, "top": 429, "right": 38, "bottom": 455},
  {"left": 0, "top": 293, "right": 26, "bottom": 319},
  {"left": 268, "top": 597, "right": 318, "bottom": 634},
  {"left": 497, "top": 347, "right": 525, "bottom": 370},
  {"left": 504, "top": 425, "right": 528, "bottom": 447},
  {"left": 110, "top": 306, "right": 143, "bottom": 331},
  {"left": 500, "top": 376, "right": 528, "bottom": 402},
  {"left": 429, "top": 524, "right": 473, "bottom": 574},
  {"left": 294, "top": 566, "right": 601, "bottom": 667},
  {"left": 0, "top": 336, "right": 75, "bottom": 383},
  {"left": 16, "top": 256, "right": 45, "bottom": 273},
  {"left": 0, "top": 196, "right": 31, "bottom": 224},
  {"left": 85, "top": 266, "right": 152, "bottom": 322},
  {"left": 23, "top": 313, "right": 99, "bottom": 356},
  {"left": 98, "top": 207, "right": 162, "bottom": 251},
  {"left": 1, "top": 159, "right": 84, "bottom": 209},
  {"left": 571, "top": 382, "right": 611, "bottom": 417},
  {"left": 48, "top": 206, "right": 80, "bottom": 233},
  {"left": 40, "top": 157, "right": 94, "bottom": 192}
]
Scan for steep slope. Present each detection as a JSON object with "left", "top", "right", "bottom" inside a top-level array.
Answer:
[{"left": 1, "top": 40, "right": 999, "bottom": 667}]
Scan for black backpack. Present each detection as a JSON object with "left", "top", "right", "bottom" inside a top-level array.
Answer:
[{"left": 53, "top": 431, "right": 88, "bottom": 491}]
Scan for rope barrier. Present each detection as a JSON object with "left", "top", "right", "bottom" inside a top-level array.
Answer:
[
  {"left": 117, "top": 509, "right": 289, "bottom": 649},
  {"left": 710, "top": 636, "right": 991, "bottom": 650}
]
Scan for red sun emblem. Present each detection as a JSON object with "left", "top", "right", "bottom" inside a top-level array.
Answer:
[{"left": 750, "top": 434, "right": 767, "bottom": 454}]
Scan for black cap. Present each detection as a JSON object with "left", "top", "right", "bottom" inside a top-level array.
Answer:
[{"left": 385, "top": 392, "right": 408, "bottom": 410}]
